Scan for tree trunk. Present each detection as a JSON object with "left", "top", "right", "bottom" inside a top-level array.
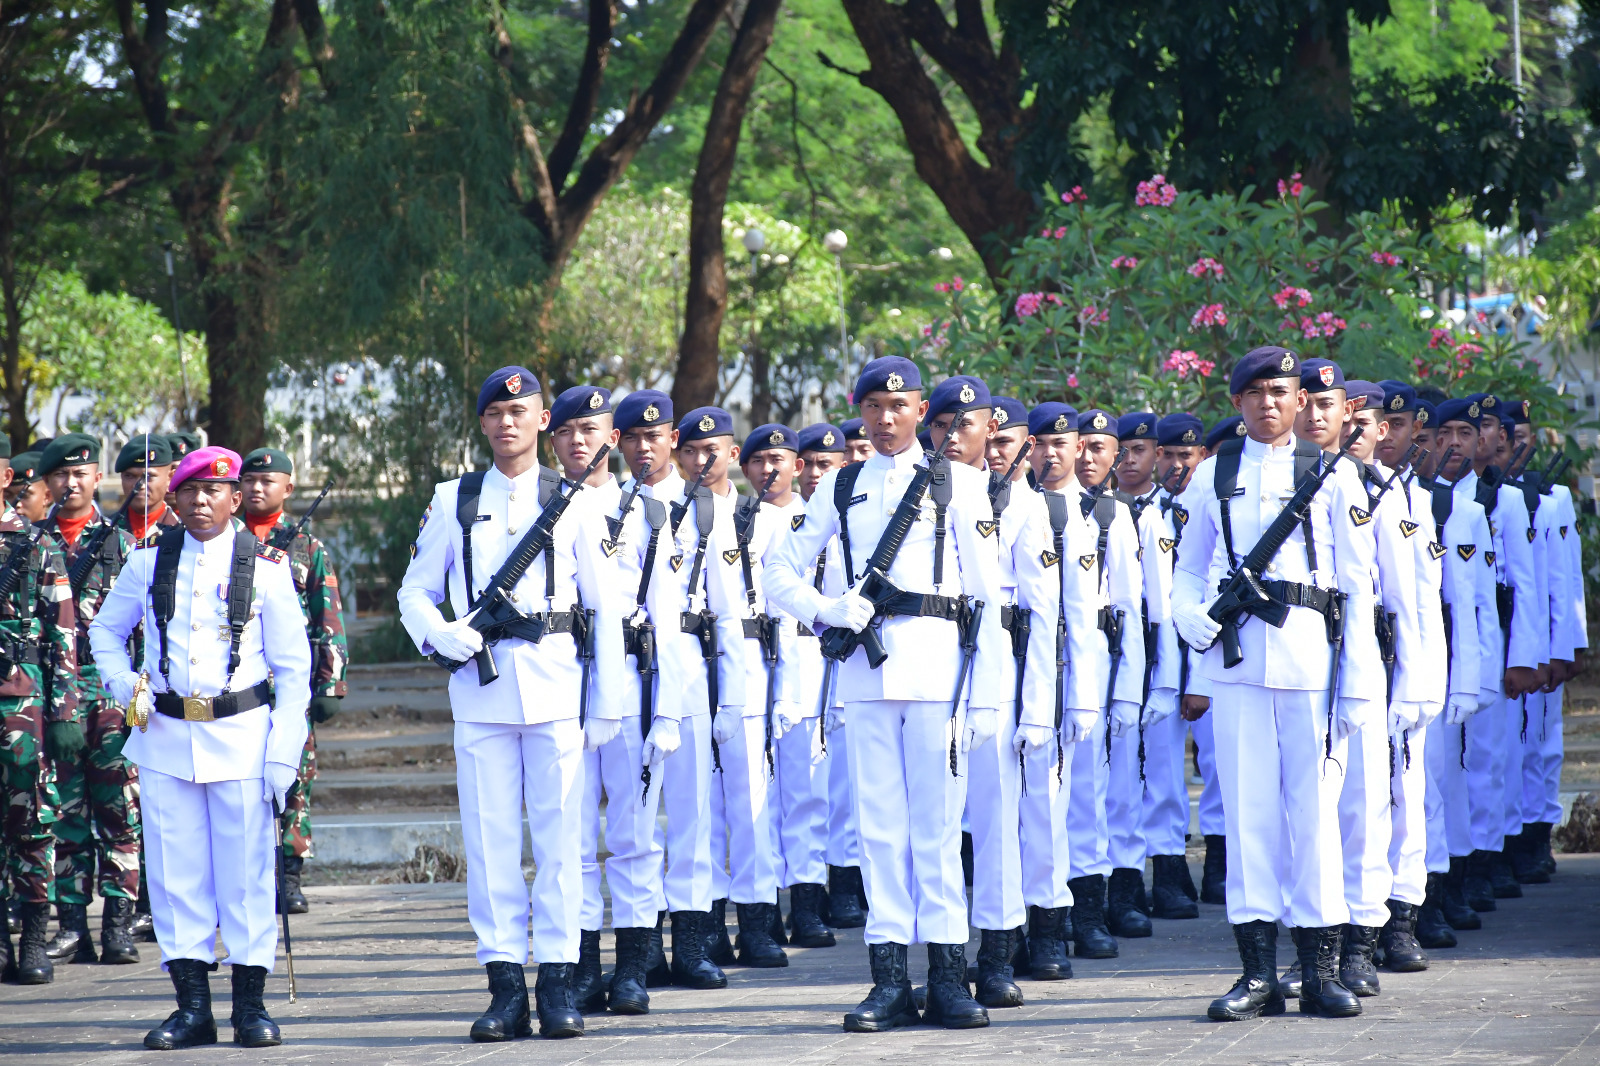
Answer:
[
  {"left": 673, "top": 0, "right": 785, "bottom": 414},
  {"left": 749, "top": 334, "right": 772, "bottom": 425}
]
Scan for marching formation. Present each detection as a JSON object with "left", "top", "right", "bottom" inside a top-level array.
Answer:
[{"left": 0, "top": 343, "right": 1581, "bottom": 1048}]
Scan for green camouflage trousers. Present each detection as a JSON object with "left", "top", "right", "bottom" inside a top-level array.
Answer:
[
  {"left": 53, "top": 699, "right": 141, "bottom": 904},
  {"left": 1, "top": 668, "right": 58, "bottom": 903},
  {"left": 279, "top": 722, "right": 317, "bottom": 859}
]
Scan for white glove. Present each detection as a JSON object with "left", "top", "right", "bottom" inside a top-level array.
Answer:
[
  {"left": 106, "top": 672, "right": 137, "bottom": 707},
  {"left": 1172, "top": 596, "right": 1222, "bottom": 650},
  {"left": 1013, "top": 722, "right": 1055, "bottom": 756},
  {"left": 584, "top": 717, "right": 622, "bottom": 752},
  {"left": 426, "top": 617, "right": 484, "bottom": 661},
  {"left": 1334, "top": 697, "right": 1372, "bottom": 742},
  {"left": 815, "top": 590, "right": 874, "bottom": 634},
  {"left": 263, "top": 761, "right": 298, "bottom": 810},
  {"left": 1444, "top": 693, "right": 1478, "bottom": 725},
  {"left": 1143, "top": 688, "right": 1178, "bottom": 726},
  {"left": 1108, "top": 699, "right": 1140, "bottom": 738},
  {"left": 1416, "top": 701, "right": 1444, "bottom": 729},
  {"left": 641, "top": 717, "right": 681, "bottom": 768},
  {"left": 1387, "top": 700, "right": 1422, "bottom": 735},
  {"left": 962, "top": 707, "right": 998, "bottom": 752},
  {"left": 773, "top": 701, "right": 804, "bottom": 739},
  {"left": 712, "top": 710, "right": 741, "bottom": 746},
  {"left": 1066, "top": 708, "right": 1099, "bottom": 743},
  {"left": 824, "top": 707, "right": 846, "bottom": 735}
]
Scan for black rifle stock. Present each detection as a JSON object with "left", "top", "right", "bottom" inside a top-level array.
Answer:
[
  {"left": 988, "top": 440, "right": 1033, "bottom": 511},
  {"left": 270, "top": 476, "right": 336, "bottom": 552},
  {"left": 607, "top": 462, "right": 652, "bottom": 544},
  {"left": 670, "top": 456, "right": 715, "bottom": 535},
  {"left": 68, "top": 494, "right": 137, "bottom": 597}
]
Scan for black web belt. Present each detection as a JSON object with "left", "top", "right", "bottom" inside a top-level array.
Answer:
[
  {"left": 154, "top": 679, "right": 273, "bottom": 722},
  {"left": 480, "top": 611, "right": 578, "bottom": 645},
  {"left": 876, "top": 591, "right": 964, "bottom": 622},
  {"left": 1263, "top": 579, "right": 1339, "bottom": 614}
]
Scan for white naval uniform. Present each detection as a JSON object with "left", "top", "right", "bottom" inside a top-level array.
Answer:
[
  {"left": 764, "top": 446, "right": 1005, "bottom": 946},
  {"left": 1140, "top": 489, "right": 1195, "bottom": 859},
  {"left": 1522, "top": 486, "right": 1585, "bottom": 827},
  {"left": 1512, "top": 488, "right": 1568, "bottom": 834},
  {"left": 89, "top": 527, "right": 312, "bottom": 972},
  {"left": 1171, "top": 437, "right": 1380, "bottom": 930},
  {"left": 398, "top": 464, "right": 625, "bottom": 965}
]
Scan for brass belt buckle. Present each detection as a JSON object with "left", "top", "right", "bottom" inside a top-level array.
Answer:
[{"left": 182, "top": 696, "right": 215, "bottom": 722}]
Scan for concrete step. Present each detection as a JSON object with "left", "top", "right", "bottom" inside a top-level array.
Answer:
[
  {"left": 317, "top": 729, "right": 454, "bottom": 771},
  {"left": 314, "top": 769, "right": 458, "bottom": 811}
]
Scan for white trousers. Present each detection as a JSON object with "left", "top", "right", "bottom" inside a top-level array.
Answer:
[
  {"left": 1067, "top": 711, "right": 1110, "bottom": 879},
  {"left": 1019, "top": 731, "right": 1077, "bottom": 909},
  {"left": 710, "top": 699, "right": 781, "bottom": 905},
  {"left": 1337, "top": 721, "right": 1394, "bottom": 927},
  {"left": 1502, "top": 693, "right": 1534, "bottom": 839},
  {"left": 1106, "top": 725, "right": 1146, "bottom": 871},
  {"left": 1387, "top": 725, "right": 1428, "bottom": 905},
  {"left": 1521, "top": 685, "right": 1564, "bottom": 825},
  {"left": 847, "top": 700, "right": 968, "bottom": 945},
  {"left": 1425, "top": 710, "right": 1474, "bottom": 866},
  {"left": 826, "top": 720, "right": 860, "bottom": 867},
  {"left": 966, "top": 704, "right": 1023, "bottom": 930},
  {"left": 1192, "top": 712, "right": 1225, "bottom": 836},
  {"left": 581, "top": 714, "right": 665, "bottom": 930},
  {"left": 141, "top": 769, "right": 277, "bottom": 971},
  {"left": 773, "top": 716, "right": 829, "bottom": 886},
  {"left": 1464, "top": 688, "right": 1510, "bottom": 852},
  {"left": 1141, "top": 711, "right": 1190, "bottom": 856},
  {"left": 661, "top": 713, "right": 716, "bottom": 913},
  {"left": 1212, "top": 682, "right": 1349, "bottom": 928},
  {"left": 456, "top": 720, "right": 583, "bottom": 965}
]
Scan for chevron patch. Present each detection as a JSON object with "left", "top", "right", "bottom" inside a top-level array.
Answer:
[
  {"left": 976, "top": 520, "right": 999, "bottom": 539},
  {"left": 1527, "top": 527, "right": 1537, "bottom": 543},
  {"left": 722, "top": 548, "right": 741, "bottom": 565},
  {"left": 1485, "top": 551, "right": 1496, "bottom": 566},
  {"left": 1561, "top": 525, "right": 1569, "bottom": 539},
  {"left": 1456, "top": 544, "right": 1475, "bottom": 561},
  {"left": 1040, "top": 550, "right": 1060, "bottom": 568},
  {"left": 1428, "top": 541, "right": 1446, "bottom": 560},
  {"left": 1349, "top": 505, "right": 1373, "bottom": 526},
  {"left": 1159, "top": 537, "right": 1176, "bottom": 553},
  {"left": 600, "top": 540, "right": 621, "bottom": 558},
  {"left": 1079, "top": 554, "right": 1097, "bottom": 571},
  {"left": 1399, "top": 520, "right": 1419, "bottom": 538},
  {"left": 790, "top": 514, "right": 805, "bottom": 531},
  {"left": 669, "top": 553, "right": 685, "bottom": 572}
]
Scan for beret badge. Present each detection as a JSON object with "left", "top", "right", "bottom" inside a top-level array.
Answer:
[
  {"left": 698, "top": 415, "right": 716, "bottom": 433},
  {"left": 505, "top": 373, "right": 522, "bottom": 396},
  {"left": 642, "top": 403, "right": 659, "bottom": 423},
  {"left": 886, "top": 372, "right": 905, "bottom": 391}
]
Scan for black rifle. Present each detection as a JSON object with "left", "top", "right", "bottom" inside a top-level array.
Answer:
[
  {"left": 269, "top": 477, "right": 336, "bottom": 552},
  {"left": 633, "top": 620, "right": 658, "bottom": 803},
  {"left": 0, "top": 504, "right": 62, "bottom": 602},
  {"left": 607, "top": 462, "right": 652, "bottom": 544},
  {"left": 1080, "top": 447, "right": 1127, "bottom": 516},
  {"left": 741, "top": 469, "right": 782, "bottom": 776},
  {"left": 1101, "top": 605, "right": 1126, "bottom": 718},
  {"left": 946, "top": 597, "right": 985, "bottom": 775},
  {"left": 988, "top": 440, "right": 1033, "bottom": 512},
  {"left": 670, "top": 456, "right": 715, "bottom": 535},
  {"left": 67, "top": 494, "right": 137, "bottom": 598},
  {"left": 576, "top": 604, "right": 597, "bottom": 726},
  {"left": 1540, "top": 454, "right": 1572, "bottom": 494},
  {"left": 1479, "top": 441, "right": 1531, "bottom": 497},
  {"left": 430, "top": 445, "right": 612, "bottom": 685},
  {"left": 1364, "top": 442, "right": 1421, "bottom": 512},
  {"left": 1159, "top": 462, "right": 1189, "bottom": 494},
  {"left": 818, "top": 456, "right": 939, "bottom": 670},
  {"left": 1205, "top": 428, "right": 1361, "bottom": 669}
]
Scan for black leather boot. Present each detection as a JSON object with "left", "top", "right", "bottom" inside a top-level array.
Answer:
[
  {"left": 571, "top": 930, "right": 606, "bottom": 1014},
  {"left": 0, "top": 920, "right": 14, "bottom": 983},
  {"left": 735, "top": 902, "right": 789, "bottom": 967},
  {"left": 770, "top": 896, "right": 789, "bottom": 946},
  {"left": 645, "top": 911, "right": 672, "bottom": 987},
  {"left": 1532, "top": 820, "right": 1558, "bottom": 877},
  {"left": 133, "top": 890, "right": 155, "bottom": 942},
  {"left": 706, "top": 899, "right": 737, "bottom": 966},
  {"left": 230, "top": 964, "right": 282, "bottom": 1046},
  {"left": 787, "top": 884, "right": 836, "bottom": 948},
  {"left": 1280, "top": 927, "right": 1302, "bottom": 998},
  {"left": 843, "top": 942, "right": 918, "bottom": 1032},
  {"left": 1151, "top": 855, "right": 1199, "bottom": 919},
  {"left": 1442, "top": 858, "right": 1483, "bottom": 928},
  {"left": 100, "top": 896, "right": 141, "bottom": 965},
  {"left": 670, "top": 911, "right": 727, "bottom": 989},
  {"left": 923, "top": 943, "right": 989, "bottom": 1029},
  {"left": 1487, "top": 848, "right": 1522, "bottom": 898},
  {"left": 1207, "top": 920, "right": 1285, "bottom": 1021},
  {"left": 1462, "top": 851, "right": 1497, "bottom": 912},
  {"left": 1175, "top": 849, "right": 1200, "bottom": 901},
  {"left": 1067, "top": 875, "right": 1118, "bottom": 958},
  {"left": 279, "top": 855, "right": 309, "bottom": 915},
  {"left": 1338, "top": 925, "right": 1381, "bottom": 997},
  {"left": 44, "top": 901, "right": 95, "bottom": 962},
  {"left": 1297, "top": 926, "right": 1362, "bottom": 1017},
  {"left": 1509, "top": 829, "right": 1549, "bottom": 884},
  {"left": 607, "top": 927, "right": 651, "bottom": 1015},
  {"left": 1026, "top": 905, "right": 1071, "bottom": 979},
  {"left": 16, "top": 901, "right": 54, "bottom": 984},
  {"left": 827, "top": 865, "right": 867, "bottom": 928},
  {"left": 534, "top": 963, "right": 584, "bottom": 1038},
  {"left": 1200, "top": 835, "right": 1227, "bottom": 904},
  {"left": 6, "top": 897, "right": 18, "bottom": 934},
  {"left": 1107, "top": 868, "right": 1153, "bottom": 937},
  {"left": 469, "top": 961, "right": 532, "bottom": 1041},
  {"left": 144, "top": 958, "right": 218, "bottom": 1049},
  {"left": 1416, "top": 874, "right": 1458, "bottom": 948},
  {"left": 1375, "top": 900, "right": 1429, "bottom": 972},
  {"left": 974, "top": 928, "right": 1024, "bottom": 1008}
]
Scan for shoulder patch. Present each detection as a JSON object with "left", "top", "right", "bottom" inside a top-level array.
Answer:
[
  {"left": 1175, "top": 509, "right": 1188, "bottom": 526},
  {"left": 1079, "top": 554, "right": 1097, "bottom": 571},
  {"left": 669, "top": 553, "right": 685, "bottom": 572},
  {"left": 975, "top": 520, "right": 999, "bottom": 539},
  {"left": 1349, "top": 505, "right": 1373, "bottom": 526},
  {"left": 1457, "top": 544, "right": 1476, "bottom": 561},
  {"left": 1039, "top": 549, "right": 1060, "bottom": 568},
  {"left": 256, "top": 544, "right": 287, "bottom": 564},
  {"left": 1527, "top": 527, "right": 1537, "bottom": 543},
  {"left": 600, "top": 539, "right": 621, "bottom": 558},
  {"left": 1560, "top": 525, "right": 1569, "bottom": 539},
  {"left": 721, "top": 548, "right": 741, "bottom": 565},
  {"left": 1399, "top": 520, "right": 1419, "bottom": 538},
  {"left": 1427, "top": 541, "right": 1446, "bottom": 560},
  {"left": 790, "top": 514, "right": 805, "bottom": 531},
  {"left": 1159, "top": 537, "right": 1176, "bottom": 553},
  {"left": 409, "top": 542, "right": 418, "bottom": 558},
  {"left": 1484, "top": 551, "right": 1496, "bottom": 567}
]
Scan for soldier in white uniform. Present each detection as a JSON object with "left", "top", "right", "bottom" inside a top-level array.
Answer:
[
  {"left": 398, "top": 367, "right": 626, "bottom": 1041},
  {"left": 1172, "top": 346, "right": 1379, "bottom": 1022},
  {"left": 765, "top": 357, "right": 1005, "bottom": 1032},
  {"left": 839, "top": 418, "right": 874, "bottom": 465},
  {"left": 90, "top": 446, "right": 312, "bottom": 1050}
]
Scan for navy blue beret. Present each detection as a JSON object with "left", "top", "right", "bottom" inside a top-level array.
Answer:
[
  {"left": 742, "top": 423, "right": 798, "bottom": 456},
  {"left": 477, "top": 366, "right": 541, "bottom": 415},
  {"left": 1156, "top": 413, "right": 1204, "bottom": 447},
  {"left": 1229, "top": 345, "right": 1301, "bottom": 395},
  {"left": 1435, "top": 397, "right": 1483, "bottom": 427},
  {"left": 1378, "top": 380, "right": 1418, "bottom": 415},
  {"left": 1498, "top": 412, "right": 1517, "bottom": 434},
  {"left": 840, "top": 418, "right": 868, "bottom": 441},
  {"left": 549, "top": 385, "right": 611, "bottom": 429},
  {"left": 797, "top": 423, "right": 845, "bottom": 453},
  {"left": 1414, "top": 400, "right": 1437, "bottom": 429},
  {"left": 615, "top": 389, "right": 672, "bottom": 434},
  {"left": 1205, "top": 415, "right": 1247, "bottom": 450},
  {"left": 992, "top": 397, "right": 1028, "bottom": 432},
  {"left": 1504, "top": 399, "right": 1530, "bottom": 425},
  {"left": 1466, "top": 392, "right": 1499, "bottom": 417},
  {"left": 923, "top": 375, "right": 992, "bottom": 426},
  {"left": 1299, "top": 357, "right": 1345, "bottom": 394},
  {"left": 1029, "top": 401, "right": 1079, "bottom": 437},
  {"left": 854, "top": 356, "right": 921, "bottom": 399},
  {"left": 1117, "top": 412, "right": 1158, "bottom": 441},
  {"left": 677, "top": 406, "right": 735, "bottom": 442},
  {"left": 1078, "top": 408, "right": 1116, "bottom": 436},
  {"left": 1345, "top": 379, "right": 1384, "bottom": 411}
]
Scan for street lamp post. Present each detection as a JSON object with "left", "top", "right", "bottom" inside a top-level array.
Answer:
[
  {"left": 823, "top": 229, "right": 848, "bottom": 363},
  {"left": 163, "top": 242, "right": 190, "bottom": 426}
]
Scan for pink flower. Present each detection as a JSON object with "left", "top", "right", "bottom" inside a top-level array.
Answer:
[
  {"left": 1040, "top": 227, "right": 1052, "bottom": 237},
  {"left": 1187, "top": 256, "right": 1225, "bottom": 279},
  {"left": 1427, "top": 327, "right": 1452, "bottom": 349},
  {"left": 1078, "top": 303, "right": 1110, "bottom": 326},
  {"left": 1272, "top": 286, "right": 1313, "bottom": 310},
  {"left": 1370, "top": 251, "right": 1401, "bottom": 267},
  {"left": 1060, "top": 186, "right": 1086, "bottom": 204},
  {"left": 952, "top": 276, "right": 964, "bottom": 292},
  {"left": 1110, "top": 255, "right": 1139, "bottom": 269},
  {"left": 1067, "top": 373, "right": 1079, "bottom": 388},
  {"left": 1190, "top": 303, "right": 1228, "bottom": 329},
  {"left": 1277, "top": 171, "right": 1305, "bottom": 198},
  {"left": 1162, "top": 348, "right": 1217, "bottom": 381},
  {"left": 1135, "top": 173, "right": 1178, "bottom": 207},
  {"left": 1015, "top": 292, "right": 1045, "bottom": 318},
  {"left": 1054, "top": 226, "right": 1069, "bottom": 239}
]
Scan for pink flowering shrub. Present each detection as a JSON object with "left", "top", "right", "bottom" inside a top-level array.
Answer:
[
  {"left": 1190, "top": 303, "right": 1228, "bottom": 329},
  {"left": 1134, "top": 173, "right": 1178, "bottom": 207},
  {"left": 1187, "top": 257, "right": 1225, "bottom": 279}
]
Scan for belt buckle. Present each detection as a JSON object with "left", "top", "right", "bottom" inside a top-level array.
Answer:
[{"left": 182, "top": 696, "right": 215, "bottom": 722}]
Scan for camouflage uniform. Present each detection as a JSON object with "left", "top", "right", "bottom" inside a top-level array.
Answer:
[
  {"left": 261, "top": 516, "right": 348, "bottom": 858},
  {"left": 0, "top": 507, "right": 79, "bottom": 905},
  {"left": 47, "top": 514, "right": 140, "bottom": 904}
]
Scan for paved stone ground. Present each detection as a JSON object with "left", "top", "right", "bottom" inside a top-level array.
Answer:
[{"left": 5, "top": 855, "right": 1598, "bottom": 1065}]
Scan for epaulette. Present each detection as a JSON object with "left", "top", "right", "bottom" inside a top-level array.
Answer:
[{"left": 256, "top": 543, "right": 288, "bottom": 565}]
